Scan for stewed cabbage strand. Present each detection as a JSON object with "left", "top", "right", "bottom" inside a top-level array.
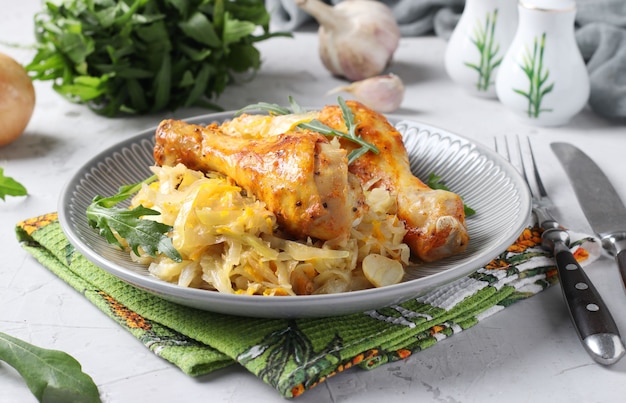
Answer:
[{"left": 128, "top": 163, "right": 410, "bottom": 296}]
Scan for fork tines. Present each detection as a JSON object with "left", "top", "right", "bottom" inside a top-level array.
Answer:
[{"left": 494, "top": 136, "right": 544, "bottom": 200}]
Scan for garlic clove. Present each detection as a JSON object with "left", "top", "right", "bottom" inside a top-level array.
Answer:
[
  {"left": 362, "top": 253, "right": 404, "bottom": 288},
  {"left": 328, "top": 74, "right": 405, "bottom": 113},
  {"left": 296, "top": 0, "right": 400, "bottom": 81}
]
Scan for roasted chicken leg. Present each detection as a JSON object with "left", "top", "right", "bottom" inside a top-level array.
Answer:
[
  {"left": 154, "top": 119, "right": 364, "bottom": 241},
  {"left": 317, "top": 101, "right": 469, "bottom": 262},
  {"left": 153, "top": 100, "right": 469, "bottom": 262}
]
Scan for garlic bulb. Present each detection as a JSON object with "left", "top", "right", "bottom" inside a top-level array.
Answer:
[
  {"left": 295, "top": 0, "right": 400, "bottom": 81},
  {"left": 328, "top": 74, "right": 405, "bottom": 113}
]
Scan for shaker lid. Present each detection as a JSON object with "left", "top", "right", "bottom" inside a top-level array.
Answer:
[{"left": 520, "top": 0, "right": 576, "bottom": 11}]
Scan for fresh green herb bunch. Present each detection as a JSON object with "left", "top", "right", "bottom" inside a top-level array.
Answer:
[{"left": 26, "top": 0, "right": 286, "bottom": 116}]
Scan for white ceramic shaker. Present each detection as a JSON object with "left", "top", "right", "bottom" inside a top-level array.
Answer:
[
  {"left": 495, "top": 0, "right": 590, "bottom": 126},
  {"left": 445, "top": 0, "right": 518, "bottom": 98}
]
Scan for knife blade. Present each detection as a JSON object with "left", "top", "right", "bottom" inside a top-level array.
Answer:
[{"left": 551, "top": 142, "right": 626, "bottom": 290}]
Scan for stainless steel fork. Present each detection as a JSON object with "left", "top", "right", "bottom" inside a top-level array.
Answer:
[{"left": 496, "top": 136, "right": 625, "bottom": 366}]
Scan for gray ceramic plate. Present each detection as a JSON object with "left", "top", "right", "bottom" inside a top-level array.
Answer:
[{"left": 58, "top": 113, "right": 531, "bottom": 318}]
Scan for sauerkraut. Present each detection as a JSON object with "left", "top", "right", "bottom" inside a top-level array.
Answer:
[{"left": 130, "top": 163, "right": 410, "bottom": 295}]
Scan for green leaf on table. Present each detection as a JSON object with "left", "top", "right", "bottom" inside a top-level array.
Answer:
[
  {"left": 0, "top": 167, "right": 28, "bottom": 200},
  {"left": 0, "top": 331, "right": 101, "bottom": 403}
]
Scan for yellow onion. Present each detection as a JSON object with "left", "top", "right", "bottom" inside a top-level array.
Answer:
[{"left": 0, "top": 52, "right": 35, "bottom": 147}]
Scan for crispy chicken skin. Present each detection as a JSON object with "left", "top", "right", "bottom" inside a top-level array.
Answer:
[
  {"left": 317, "top": 101, "right": 469, "bottom": 262},
  {"left": 153, "top": 100, "right": 469, "bottom": 262},
  {"left": 154, "top": 119, "right": 363, "bottom": 241}
]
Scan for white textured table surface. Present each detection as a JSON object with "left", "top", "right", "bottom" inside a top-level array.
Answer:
[{"left": 2, "top": 2, "right": 626, "bottom": 402}]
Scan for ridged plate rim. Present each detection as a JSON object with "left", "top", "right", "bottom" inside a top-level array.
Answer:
[{"left": 58, "top": 113, "right": 531, "bottom": 318}]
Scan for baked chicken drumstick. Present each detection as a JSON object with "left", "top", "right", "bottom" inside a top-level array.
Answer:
[
  {"left": 317, "top": 101, "right": 469, "bottom": 262},
  {"left": 154, "top": 119, "right": 363, "bottom": 241},
  {"left": 154, "top": 101, "right": 469, "bottom": 262}
]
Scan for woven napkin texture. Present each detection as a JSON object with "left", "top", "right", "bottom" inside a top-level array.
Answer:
[{"left": 16, "top": 213, "right": 600, "bottom": 399}]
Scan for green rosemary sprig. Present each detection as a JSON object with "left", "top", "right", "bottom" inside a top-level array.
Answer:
[{"left": 238, "top": 96, "right": 380, "bottom": 164}]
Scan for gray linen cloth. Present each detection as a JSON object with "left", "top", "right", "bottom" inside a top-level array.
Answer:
[{"left": 266, "top": 0, "right": 626, "bottom": 121}]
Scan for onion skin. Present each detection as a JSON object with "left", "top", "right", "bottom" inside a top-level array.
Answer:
[{"left": 0, "top": 52, "right": 35, "bottom": 147}]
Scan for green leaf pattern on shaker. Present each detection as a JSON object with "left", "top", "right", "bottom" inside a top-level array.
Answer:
[
  {"left": 513, "top": 33, "right": 555, "bottom": 118},
  {"left": 464, "top": 9, "right": 503, "bottom": 92}
]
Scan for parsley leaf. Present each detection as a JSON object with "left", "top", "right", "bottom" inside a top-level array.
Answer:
[
  {"left": 26, "top": 0, "right": 289, "bottom": 116},
  {"left": 86, "top": 176, "right": 182, "bottom": 262},
  {"left": 0, "top": 167, "right": 27, "bottom": 200},
  {"left": 426, "top": 173, "right": 449, "bottom": 191},
  {"left": 427, "top": 173, "right": 476, "bottom": 217}
]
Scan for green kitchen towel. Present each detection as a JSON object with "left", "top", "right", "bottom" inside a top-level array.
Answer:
[{"left": 16, "top": 213, "right": 600, "bottom": 399}]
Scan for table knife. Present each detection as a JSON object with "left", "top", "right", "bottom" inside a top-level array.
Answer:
[
  {"left": 552, "top": 142, "right": 626, "bottom": 289},
  {"left": 551, "top": 142, "right": 626, "bottom": 365}
]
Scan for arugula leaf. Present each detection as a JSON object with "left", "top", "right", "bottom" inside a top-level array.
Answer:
[
  {"left": 0, "top": 167, "right": 28, "bottom": 200},
  {"left": 238, "top": 96, "right": 380, "bottom": 163},
  {"left": 0, "top": 331, "right": 101, "bottom": 403},
  {"left": 90, "top": 177, "right": 149, "bottom": 208},
  {"left": 86, "top": 176, "right": 182, "bottom": 262},
  {"left": 427, "top": 173, "right": 476, "bottom": 217},
  {"left": 26, "top": 0, "right": 290, "bottom": 116}
]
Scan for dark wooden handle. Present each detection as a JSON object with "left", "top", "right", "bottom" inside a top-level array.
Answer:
[{"left": 555, "top": 244, "right": 620, "bottom": 339}]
